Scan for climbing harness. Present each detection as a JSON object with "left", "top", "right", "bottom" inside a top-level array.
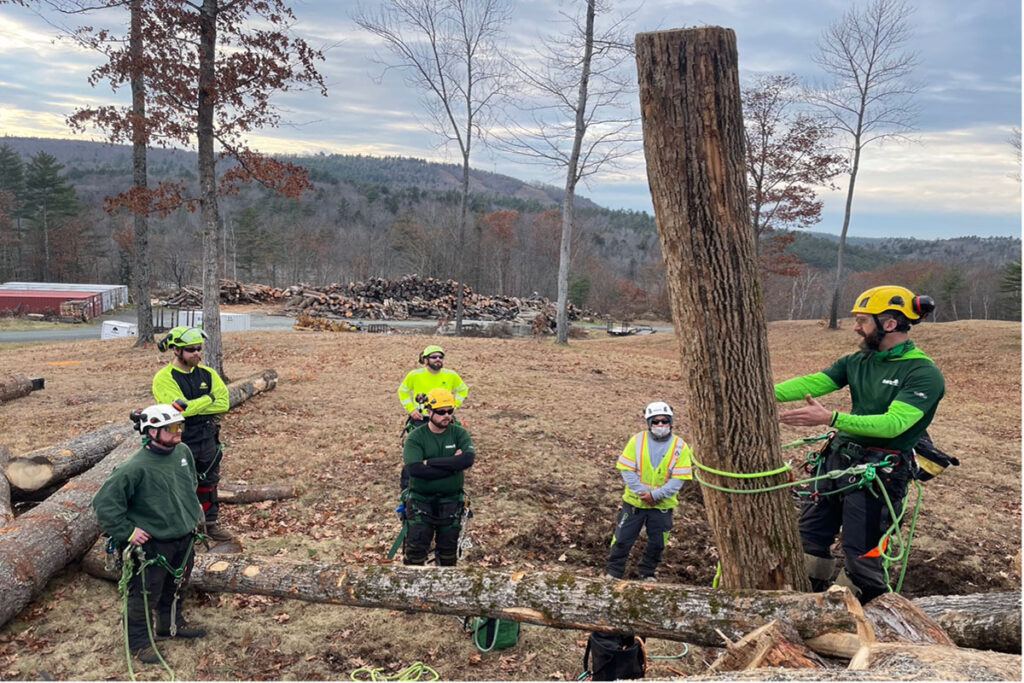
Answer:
[
  {"left": 695, "top": 433, "right": 923, "bottom": 595},
  {"left": 349, "top": 663, "right": 439, "bottom": 681}
]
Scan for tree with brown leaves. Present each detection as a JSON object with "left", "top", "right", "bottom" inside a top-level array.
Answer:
[{"left": 60, "top": 0, "right": 325, "bottom": 371}]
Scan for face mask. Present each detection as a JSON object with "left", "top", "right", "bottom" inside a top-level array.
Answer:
[{"left": 650, "top": 424, "right": 671, "bottom": 439}]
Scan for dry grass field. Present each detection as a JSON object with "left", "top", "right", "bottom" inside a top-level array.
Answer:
[{"left": 0, "top": 317, "right": 1020, "bottom": 680}]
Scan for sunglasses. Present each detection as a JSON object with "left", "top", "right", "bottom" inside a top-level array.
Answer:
[
  {"left": 426, "top": 354, "right": 444, "bottom": 360},
  {"left": 180, "top": 346, "right": 202, "bottom": 353},
  {"left": 650, "top": 418, "right": 671, "bottom": 425},
  {"left": 164, "top": 423, "right": 183, "bottom": 433},
  {"left": 432, "top": 408, "right": 454, "bottom": 415}
]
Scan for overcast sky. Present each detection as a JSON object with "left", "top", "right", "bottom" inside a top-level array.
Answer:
[{"left": 0, "top": 0, "right": 1020, "bottom": 239}]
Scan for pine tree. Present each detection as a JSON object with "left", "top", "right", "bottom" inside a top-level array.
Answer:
[{"left": 22, "top": 152, "right": 79, "bottom": 281}]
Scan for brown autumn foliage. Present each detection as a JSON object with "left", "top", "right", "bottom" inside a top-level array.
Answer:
[{"left": 0, "top": 317, "right": 1018, "bottom": 680}]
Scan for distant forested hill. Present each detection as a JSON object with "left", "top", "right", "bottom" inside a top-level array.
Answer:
[
  {"left": 791, "top": 231, "right": 1019, "bottom": 270},
  {"left": 0, "top": 136, "right": 1016, "bottom": 321}
]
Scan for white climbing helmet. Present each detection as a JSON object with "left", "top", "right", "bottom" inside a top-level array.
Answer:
[
  {"left": 133, "top": 404, "right": 185, "bottom": 434},
  {"left": 643, "top": 401, "right": 673, "bottom": 422}
]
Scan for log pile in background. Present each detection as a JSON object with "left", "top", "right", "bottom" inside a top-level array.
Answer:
[{"left": 160, "top": 275, "right": 592, "bottom": 332}]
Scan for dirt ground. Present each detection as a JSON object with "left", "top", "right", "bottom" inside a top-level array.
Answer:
[{"left": 0, "top": 318, "right": 1020, "bottom": 680}]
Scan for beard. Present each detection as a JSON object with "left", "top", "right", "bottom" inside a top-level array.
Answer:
[
  {"left": 858, "top": 327, "right": 885, "bottom": 353},
  {"left": 427, "top": 359, "right": 443, "bottom": 371}
]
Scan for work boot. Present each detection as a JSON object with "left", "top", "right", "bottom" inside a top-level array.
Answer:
[
  {"left": 157, "top": 616, "right": 208, "bottom": 639},
  {"left": 133, "top": 647, "right": 161, "bottom": 664},
  {"left": 204, "top": 522, "right": 234, "bottom": 542}
]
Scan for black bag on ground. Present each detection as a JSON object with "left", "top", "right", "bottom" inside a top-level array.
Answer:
[{"left": 583, "top": 631, "right": 646, "bottom": 681}]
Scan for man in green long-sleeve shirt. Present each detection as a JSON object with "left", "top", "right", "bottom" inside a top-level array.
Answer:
[
  {"left": 401, "top": 388, "right": 475, "bottom": 566},
  {"left": 93, "top": 405, "right": 205, "bottom": 664},
  {"left": 774, "top": 285, "right": 944, "bottom": 603}
]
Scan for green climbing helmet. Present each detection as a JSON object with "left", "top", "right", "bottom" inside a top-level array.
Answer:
[
  {"left": 419, "top": 345, "right": 444, "bottom": 364},
  {"left": 158, "top": 325, "right": 208, "bottom": 352}
]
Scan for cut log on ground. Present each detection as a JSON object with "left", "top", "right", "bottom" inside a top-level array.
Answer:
[
  {"left": 218, "top": 481, "right": 295, "bottom": 505},
  {"left": 864, "top": 592, "right": 955, "bottom": 646},
  {"left": 0, "top": 369, "right": 277, "bottom": 629},
  {"left": 848, "top": 642, "right": 1021, "bottom": 680},
  {"left": 4, "top": 423, "right": 132, "bottom": 493},
  {"left": 81, "top": 551, "right": 867, "bottom": 649},
  {"left": 0, "top": 445, "right": 11, "bottom": 525},
  {"left": 913, "top": 591, "right": 1022, "bottom": 654},
  {"left": 0, "top": 373, "right": 41, "bottom": 403}
]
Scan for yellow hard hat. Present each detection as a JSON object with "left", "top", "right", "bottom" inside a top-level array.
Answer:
[
  {"left": 851, "top": 286, "right": 932, "bottom": 321},
  {"left": 424, "top": 388, "right": 456, "bottom": 411}
]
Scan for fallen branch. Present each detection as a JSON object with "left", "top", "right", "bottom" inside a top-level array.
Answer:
[
  {"left": 218, "top": 482, "right": 295, "bottom": 505},
  {"left": 0, "top": 369, "right": 278, "bottom": 629}
]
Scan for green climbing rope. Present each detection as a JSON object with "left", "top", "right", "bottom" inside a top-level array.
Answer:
[{"left": 350, "top": 663, "right": 440, "bottom": 681}]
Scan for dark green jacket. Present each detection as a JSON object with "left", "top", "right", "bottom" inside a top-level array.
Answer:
[
  {"left": 775, "top": 340, "right": 945, "bottom": 451},
  {"left": 402, "top": 423, "right": 475, "bottom": 496},
  {"left": 92, "top": 442, "right": 203, "bottom": 542}
]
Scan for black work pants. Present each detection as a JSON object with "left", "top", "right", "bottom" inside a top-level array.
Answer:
[
  {"left": 403, "top": 495, "right": 463, "bottom": 567},
  {"left": 185, "top": 421, "right": 221, "bottom": 524},
  {"left": 125, "top": 535, "right": 195, "bottom": 650},
  {"left": 605, "top": 503, "right": 673, "bottom": 579},
  {"left": 800, "top": 455, "right": 910, "bottom": 603}
]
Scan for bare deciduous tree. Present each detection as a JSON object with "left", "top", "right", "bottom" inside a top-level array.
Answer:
[
  {"left": 355, "top": 0, "right": 511, "bottom": 336},
  {"left": 497, "top": 0, "right": 639, "bottom": 344},
  {"left": 808, "top": 0, "right": 919, "bottom": 329}
]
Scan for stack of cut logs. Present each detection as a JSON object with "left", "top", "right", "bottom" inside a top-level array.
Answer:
[{"left": 160, "top": 276, "right": 587, "bottom": 331}]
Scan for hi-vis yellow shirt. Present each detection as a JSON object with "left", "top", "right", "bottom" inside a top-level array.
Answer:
[
  {"left": 616, "top": 431, "right": 693, "bottom": 509},
  {"left": 396, "top": 367, "right": 468, "bottom": 414}
]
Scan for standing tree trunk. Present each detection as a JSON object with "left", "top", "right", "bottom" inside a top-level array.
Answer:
[
  {"left": 129, "top": 0, "right": 154, "bottom": 346},
  {"left": 555, "top": 0, "right": 595, "bottom": 346},
  {"left": 828, "top": 133, "right": 861, "bottom": 329},
  {"left": 198, "top": 0, "right": 223, "bottom": 376},
  {"left": 635, "top": 27, "right": 809, "bottom": 591}
]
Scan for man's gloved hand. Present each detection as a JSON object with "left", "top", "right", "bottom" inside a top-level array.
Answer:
[
  {"left": 128, "top": 527, "right": 151, "bottom": 546},
  {"left": 172, "top": 398, "right": 189, "bottom": 412}
]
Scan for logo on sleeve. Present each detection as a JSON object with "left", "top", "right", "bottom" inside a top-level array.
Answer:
[
  {"left": 181, "top": 458, "right": 188, "bottom": 467},
  {"left": 913, "top": 391, "right": 928, "bottom": 399}
]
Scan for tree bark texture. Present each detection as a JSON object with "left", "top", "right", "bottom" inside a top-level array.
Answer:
[
  {"left": 913, "top": 591, "right": 1021, "bottom": 654},
  {"left": 0, "top": 445, "right": 12, "bottom": 525},
  {"left": 0, "top": 369, "right": 276, "bottom": 628},
  {"left": 199, "top": 0, "right": 224, "bottom": 377},
  {"left": 0, "top": 373, "right": 34, "bottom": 403},
  {"left": 129, "top": 0, "right": 154, "bottom": 346},
  {"left": 4, "top": 423, "right": 132, "bottom": 493},
  {"left": 635, "top": 27, "right": 808, "bottom": 591},
  {"left": 847, "top": 642, "right": 1020, "bottom": 679},
  {"left": 863, "top": 592, "right": 955, "bottom": 647},
  {"left": 80, "top": 551, "right": 866, "bottom": 649}
]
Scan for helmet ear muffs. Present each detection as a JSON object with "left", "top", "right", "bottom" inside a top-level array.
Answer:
[
  {"left": 157, "top": 333, "right": 173, "bottom": 352},
  {"left": 912, "top": 295, "right": 935, "bottom": 322}
]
